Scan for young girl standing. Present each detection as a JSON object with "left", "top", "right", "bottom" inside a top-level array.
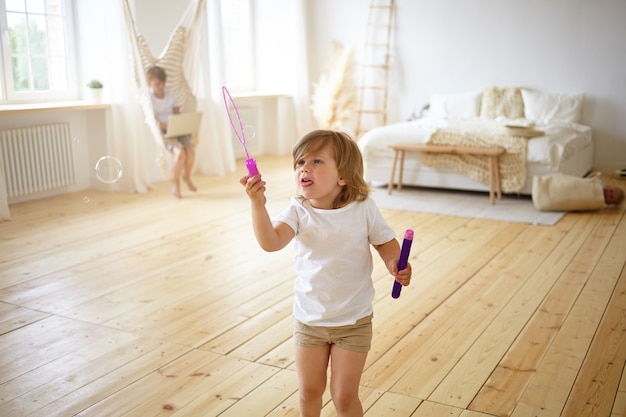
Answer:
[{"left": 240, "top": 130, "right": 412, "bottom": 416}]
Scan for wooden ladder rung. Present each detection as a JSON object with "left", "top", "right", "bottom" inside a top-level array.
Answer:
[{"left": 357, "top": 110, "right": 387, "bottom": 115}]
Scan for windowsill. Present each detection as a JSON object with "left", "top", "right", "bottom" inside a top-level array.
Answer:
[
  {"left": 0, "top": 101, "right": 111, "bottom": 114},
  {"left": 231, "top": 92, "right": 291, "bottom": 99}
]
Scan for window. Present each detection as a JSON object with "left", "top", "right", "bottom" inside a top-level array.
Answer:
[
  {"left": 0, "top": 0, "right": 76, "bottom": 102},
  {"left": 220, "top": 0, "right": 256, "bottom": 92}
]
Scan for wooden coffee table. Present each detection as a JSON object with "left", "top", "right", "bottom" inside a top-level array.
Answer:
[{"left": 387, "top": 143, "right": 505, "bottom": 204}]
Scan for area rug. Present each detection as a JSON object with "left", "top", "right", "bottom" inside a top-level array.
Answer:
[{"left": 371, "top": 186, "right": 565, "bottom": 226}]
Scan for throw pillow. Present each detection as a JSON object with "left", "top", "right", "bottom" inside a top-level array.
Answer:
[
  {"left": 480, "top": 86, "right": 525, "bottom": 119},
  {"left": 522, "top": 89, "right": 584, "bottom": 124},
  {"left": 429, "top": 90, "right": 482, "bottom": 118}
]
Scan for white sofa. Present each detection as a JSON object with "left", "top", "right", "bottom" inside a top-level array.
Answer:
[{"left": 358, "top": 86, "right": 594, "bottom": 195}]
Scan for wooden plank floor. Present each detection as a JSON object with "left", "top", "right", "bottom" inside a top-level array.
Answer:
[{"left": 1, "top": 154, "right": 625, "bottom": 417}]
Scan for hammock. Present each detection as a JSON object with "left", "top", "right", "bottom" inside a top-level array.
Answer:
[{"left": 122, "top": 0, "right": 235, "bottom": 179}]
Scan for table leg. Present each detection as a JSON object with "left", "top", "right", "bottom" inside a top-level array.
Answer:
[
  {"left": 494, "top": 156, "right": 502, "bottom": 200},
  {"left": 488, "top": 155, "right": 495, "bottom": 204},
  {"left": 397, "top": 150, "right": 405, "bottom": 191},
  {"left": 388, "top": 149, "right": 399, "bottom": 195}
]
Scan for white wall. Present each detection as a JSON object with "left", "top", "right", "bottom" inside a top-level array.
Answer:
[
  {"left": 134, "top": 0, "right": 187, "bottom": 56},
  {"left": 307, "top": 0, "right": 626, "bottom": 172}
]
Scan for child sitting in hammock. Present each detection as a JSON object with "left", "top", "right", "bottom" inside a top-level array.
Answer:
[{"left": 147, "top": 65, "right": 197, "bottom": 198}]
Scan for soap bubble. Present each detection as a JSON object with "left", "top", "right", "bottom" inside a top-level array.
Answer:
[
  {"left": 83, "top": 196, "right": 90, "bottom": 203},
  {"left": 95, "top": 156, "right": 123, "bottom": 184},
  {"left": 243, "top": 125, "right": 256, "bottom": 141}
]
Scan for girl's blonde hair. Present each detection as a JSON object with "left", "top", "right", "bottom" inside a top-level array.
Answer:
[{"left": 292, "top": 130, "right": 371, "bottom": 208}]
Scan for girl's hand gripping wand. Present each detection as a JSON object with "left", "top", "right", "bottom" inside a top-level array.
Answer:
[{"left": 392, "top": 229, "right": 413, "bottom": 299}]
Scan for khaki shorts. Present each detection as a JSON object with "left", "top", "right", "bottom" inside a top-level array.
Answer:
[
  {"left": 164, "top": 134, "right": 193, "bottom": 151},
  {"left": 293, "top": 314, "right": 373, "bottom": 353}
]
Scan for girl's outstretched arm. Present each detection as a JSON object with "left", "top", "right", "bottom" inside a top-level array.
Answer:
[
  {"left": 240, "top": 174, "right": 294, "bottom": 252},
  {"left": 374, "top": 239, "right": 412, "bottom": 287}
]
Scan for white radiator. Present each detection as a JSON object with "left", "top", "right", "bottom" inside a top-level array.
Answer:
[
  {"left": 0, "top": 123, "right": 75, "bottom": 200},
  {"left": 231, "top": 106, "right": 260, "bottom": 159}
]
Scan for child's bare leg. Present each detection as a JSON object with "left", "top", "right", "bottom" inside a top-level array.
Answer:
[
  {"left": 295, "top": 345, "right": 329, "bottom": 417},
  {"left": 329, "top": 345, "right": 367, "bottom": 417},
  {"left": 172, "top": 147, "right": 185, "bottom": 198},
  {"left": 183, "top": 146, "right": 197, "bottom": 192}
]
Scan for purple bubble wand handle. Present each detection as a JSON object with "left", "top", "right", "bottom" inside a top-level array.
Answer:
[{"left": 392, "top": 229, "right": 413, "bottom": 299}]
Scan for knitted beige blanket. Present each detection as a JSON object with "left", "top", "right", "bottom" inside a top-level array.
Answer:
[{"left": 422, "top": 118, "right": 527, "bottom": 193}]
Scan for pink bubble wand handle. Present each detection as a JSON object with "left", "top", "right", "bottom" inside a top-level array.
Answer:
[
  {"left": 245, "top": 158, "right": 259, "bottom": 177},
  {"left": 392, "top": 229, "right": 413, "bottom": 299}
]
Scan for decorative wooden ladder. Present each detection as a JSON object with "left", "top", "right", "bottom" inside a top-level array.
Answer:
[{"left": 354, "top": 0, "right": 394, "bottom": 139}]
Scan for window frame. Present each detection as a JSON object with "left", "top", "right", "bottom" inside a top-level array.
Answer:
[{"left": 0, "top": 0, "right": 78, "bottom": 104}]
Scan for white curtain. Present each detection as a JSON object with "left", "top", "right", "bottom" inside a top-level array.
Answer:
[
  {"left": 195, "top": 0, "right": 237, "bottom": 175},
  {"left": 292, "top": 0, "right": 316, "bottom": 138},
  {"left": 255, "top": 0, "right": 314, "bottom": 140},
  {"left": 101, "top": 0, "right": 152, "bottom": 193}
]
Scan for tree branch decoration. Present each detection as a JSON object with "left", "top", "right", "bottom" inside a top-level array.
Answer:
[{"left": 311, "top": 42, "right": 356, "bottom": 131}]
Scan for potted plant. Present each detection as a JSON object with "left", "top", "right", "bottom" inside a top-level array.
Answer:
[{"left": 86, "top": 79, "right": 103, "bottom": 103}]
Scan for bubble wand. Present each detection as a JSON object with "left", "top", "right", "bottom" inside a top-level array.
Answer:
[
  {"left": 392, "top": 229, "right": 413, "bottom": 299},
  {"left": 222, "top": 86, "right": 260, "bottom": 178}
]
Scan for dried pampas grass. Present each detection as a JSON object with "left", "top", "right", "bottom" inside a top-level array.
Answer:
[{"left": 311, "top": 42, "right": 356, "bottom": 131}]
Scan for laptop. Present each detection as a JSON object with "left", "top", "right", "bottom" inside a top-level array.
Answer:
[{"left": 164, "top": 112, "right": 203, "bottom": 138}]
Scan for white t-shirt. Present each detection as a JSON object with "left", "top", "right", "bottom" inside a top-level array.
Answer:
[
  {"left": 150, "top": 89, "right": 180, "bottom": 124},
  {"left": 274, "top": 196, "right": 396, "bottom": 326}
]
